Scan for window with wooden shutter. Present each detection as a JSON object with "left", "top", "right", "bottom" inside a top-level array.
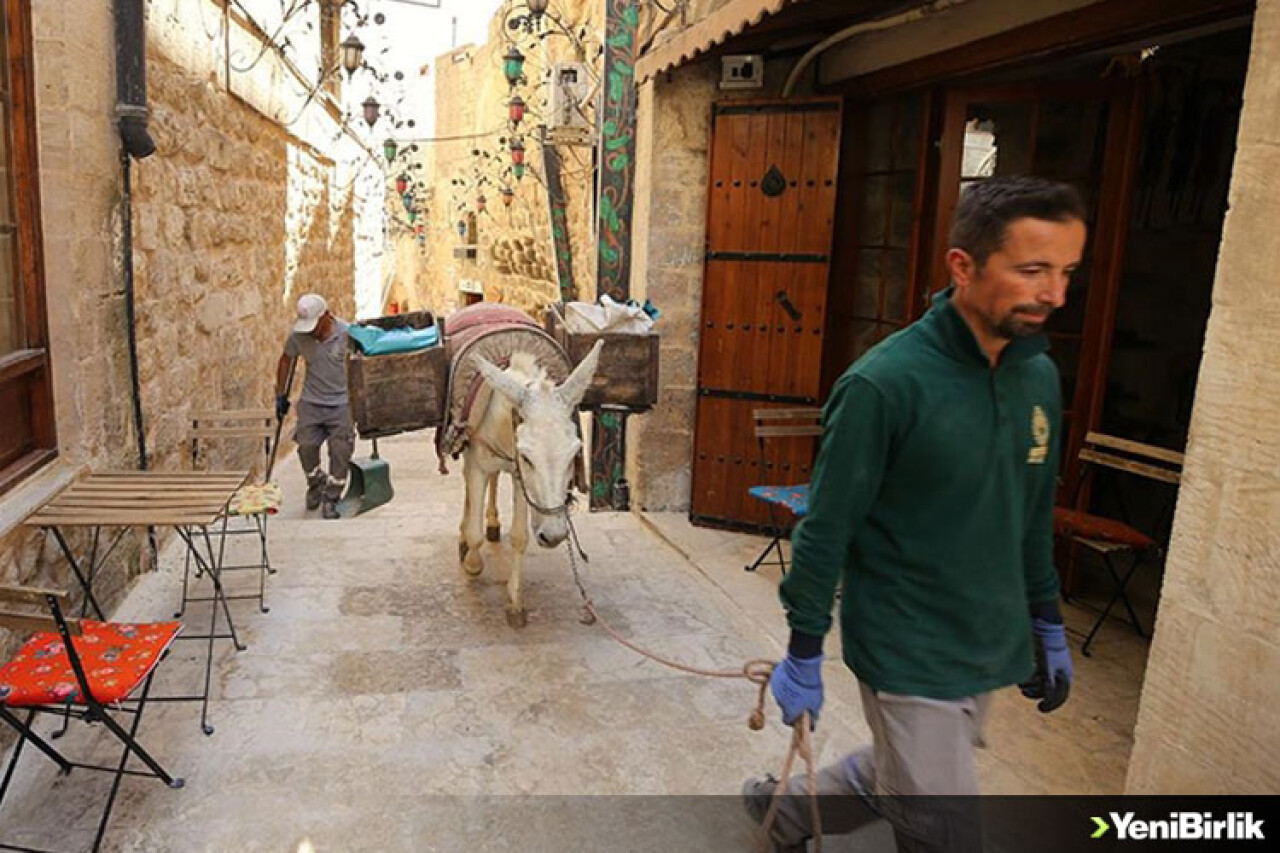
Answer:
[{"left": 1, "top": 0, "right": 56, "bottom": 496}]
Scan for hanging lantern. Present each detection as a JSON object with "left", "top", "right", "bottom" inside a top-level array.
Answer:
[
  {"left": 510, "top": 137, "right": 526, "bottom": 166},
  {"left": 502, "top": 46, "right": 525, "bottom": 86},
  {"left": 417, "top": 234, "right": 426, "bottom": 248},
  {"left": 416, "top": 223, "right": 425, "bottom": 236},
  {"left": 408, "top": 210, "right": 417, "bottom": 224},
  {"left": 340, "top": 34, "right": 365, "bottom": 76},
  {"left": 362, "top": 96, "right": 381, "bottom": 127},
  {"left": 394, "top": 174, "right": 408, "bottom": 195},
  {"left": 527, "top": 0, "right": 551, "bottom": 19},
  {"left": 508, "top": 95, "right": 526, "bottom": 128},
  {"left": 476, "top": 194, "right": 488, "bottom": 213},
  {"left": 456, "top": 220, "right": 468, "bottom": 238},
  {"left": 401, "top": 192, "right": 414, "bottom": 211},
  {"left": 383, "top": 138, "right": 398, "bottom": 162},
  {"left": 500, "top": 186, "right": 515, "bottom": 207},
  {"left": 513, "top": 162, "right": 526, "bottom": 181}
]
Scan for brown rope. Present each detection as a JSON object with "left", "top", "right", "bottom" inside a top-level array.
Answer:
[{"left": 573, "top": 567, "right": 823, "bottom": 850}]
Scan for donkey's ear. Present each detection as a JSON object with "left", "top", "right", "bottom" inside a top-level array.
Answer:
[
  {"left": 477, "top": 357, "right": 529, "bottom": 408},
  {"left": 556, "top": 339, "right": 604, "bottom": 410}
]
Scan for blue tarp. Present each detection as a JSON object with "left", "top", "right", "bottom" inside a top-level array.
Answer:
[{"left": 349, "top": 323, "right": 440, "bottom": 355}]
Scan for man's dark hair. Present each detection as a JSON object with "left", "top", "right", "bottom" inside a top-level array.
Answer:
[{"left": 949, "top": 176, "right": 1086, "bottom": 267}]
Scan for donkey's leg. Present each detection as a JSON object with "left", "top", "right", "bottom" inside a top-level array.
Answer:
[
  {"left": 485, "top": 473, "right": 501, "bottom": 542},
  {"left": 458, "top": 458, "right": 473, "bottom": 563},
  {"left": 461, "top": 458, "right": 488, "bottom": 577},
  {"left": 506, "top": 476, "right": 530, "bottom": 627}
]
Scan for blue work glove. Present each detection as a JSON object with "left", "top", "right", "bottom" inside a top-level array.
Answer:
[
  {"left": 275, "top": 394, "right": 290, "bottom": 420},
  {"left": 770, "top": 653, "right": 824, "bottom": 727},
  {"left": 1020, "top": 617, "right": 1073, "bottom": 713}
]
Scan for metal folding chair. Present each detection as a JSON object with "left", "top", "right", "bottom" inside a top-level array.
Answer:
[
  {"left": 1054, "top": 432, "right": 1184, "bottom": 656},
  {"left": 0, "top": 584, "right": 184, "bottom": 852},
  {"left": 744, "top": 408, "right": 823, "bottom": 575},
  {"left": 185, "top": 409, "right": 282, "bottom": 615}
]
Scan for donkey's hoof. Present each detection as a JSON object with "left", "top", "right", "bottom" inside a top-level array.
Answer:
[
  {"left": 486, "top": 525, "right": 501, "bottom": 543},
  {"left": 506, "top": 607, "right": 528, "bottom": 628},
  {"left": 463, "top": 557, "right": 484, "bottom": 577}
]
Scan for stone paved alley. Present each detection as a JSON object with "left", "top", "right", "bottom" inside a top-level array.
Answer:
[{"left": 1, "top": 434, "right": 1147, "bottom": 851}]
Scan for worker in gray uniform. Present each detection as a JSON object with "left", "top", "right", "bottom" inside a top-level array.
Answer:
[{"left": 275, "top": 293, "right": 352, "bottom": 519}]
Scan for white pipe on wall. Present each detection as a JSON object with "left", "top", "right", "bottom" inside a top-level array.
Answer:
[{"left": 781, "top": 0, "right": 970, "bottom": 98}]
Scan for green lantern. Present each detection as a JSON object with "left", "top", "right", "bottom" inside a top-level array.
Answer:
[
  {"left": 383, "top": 138, "right": 398, "bottom": 162},
  {"left": 513, "top": 162, "right": 526, "bottom": 181},
  {"left": 503, "top": 46, "right": 525, "bottom": 86},
  {"left": 408, "top": 210, "right": 417, "bottom": 224}
]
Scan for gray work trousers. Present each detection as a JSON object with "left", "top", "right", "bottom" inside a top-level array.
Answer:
[
  {"left": 768, "top": 681, "right": 992, "bottom": 853},
  {"left": 295, "top": 400, "right": 354, "bottom": 499}
]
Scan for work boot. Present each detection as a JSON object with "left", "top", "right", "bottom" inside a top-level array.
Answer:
[
  {"left": 742, "top": 775, "right": 810, "bottom": 853},
  {"left": 321, "top": 498, "right": 340, "bottom": 520},
  {"left": 305, "top": 469, "right": 327, "bottom": 511}
]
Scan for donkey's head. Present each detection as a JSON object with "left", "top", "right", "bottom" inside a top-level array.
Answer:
[{"left": 476, "top": 340, "right": 603, "bottom": 548}]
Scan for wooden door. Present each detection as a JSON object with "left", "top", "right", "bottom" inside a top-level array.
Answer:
[
  {"left": 690, "top": 100, "right": 842, "bottom": 529},
  {"left": 929, "top": 81, "right": 1141, "bottom": 496}
]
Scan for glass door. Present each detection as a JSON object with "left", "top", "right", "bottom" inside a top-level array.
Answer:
[{"left": 930, "top": 80, "right": 1140, "bottom": 495}]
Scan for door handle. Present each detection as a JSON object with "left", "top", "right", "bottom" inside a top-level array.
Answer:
[{"left": 775, "top": 290, "right": 802, "bottom": 322}]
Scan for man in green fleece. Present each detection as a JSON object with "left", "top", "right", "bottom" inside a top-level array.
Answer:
[{"left": 744, "top": 176, "right": 1083, "bottom": 852}]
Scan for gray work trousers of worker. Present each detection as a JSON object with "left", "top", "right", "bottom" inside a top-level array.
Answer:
[
  {"left": 295, "top": 400, "right": 354, "bottom": 500},
  {"left": 766, "top": 681, "right": 992, "bottom": 853}
]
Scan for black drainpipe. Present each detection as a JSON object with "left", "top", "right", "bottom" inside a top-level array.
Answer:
[
  {"left": 115, "top": 0, "right": 158, "bottom": 565},
  {"left": 114, "top": 0, "right": 155, "bottom": 473}
]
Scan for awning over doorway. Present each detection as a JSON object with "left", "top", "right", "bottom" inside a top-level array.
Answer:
[{"left": 635, "top": 0, "right": 813, "bottom": 83}]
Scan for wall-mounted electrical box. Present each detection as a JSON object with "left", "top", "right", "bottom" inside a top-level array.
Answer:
[
  {"left": 548, "top": 62, "right": 591, "bottom": 130},
  {"left": 721, "top": 55, "right": 764, "bottom": 90}
]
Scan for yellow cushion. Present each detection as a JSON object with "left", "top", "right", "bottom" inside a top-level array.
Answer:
[{"left": 227, "top": 482, "right": 283, "bottom": 516}]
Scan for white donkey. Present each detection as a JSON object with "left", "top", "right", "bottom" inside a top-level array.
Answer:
[{"left": 462, "top": 340, "right": 603, "bottom": 626}]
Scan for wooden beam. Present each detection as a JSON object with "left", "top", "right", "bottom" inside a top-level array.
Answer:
[
  {"left": 838, "top": 0, "right": 1255, "bottom": 98},
  {"left": 0, "top": 584, "right": 70, "bottom": 607},
  {"left": 591, "top": 0, "right": 641, "bottom": 511},
  {"left": 0, "top": 609, "right": 81, "bottom": 636}
]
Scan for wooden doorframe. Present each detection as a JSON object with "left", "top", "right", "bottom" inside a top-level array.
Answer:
[
  {"left": 1072, "top": 79, "right": 1144, "bottom": 505},
  {"left": 924, "top": 78, "right": 1145, "bottom": 497}
]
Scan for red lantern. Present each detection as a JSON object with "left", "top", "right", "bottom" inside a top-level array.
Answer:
[
  {"left": 395, "top": 174, "right": 408, "bottom": 194},
  {"left": 510, "top": 137, "right": 526, "bottom": 166},
  {"left": 508, "top": 95, "right": 526, "bottom": 128}
]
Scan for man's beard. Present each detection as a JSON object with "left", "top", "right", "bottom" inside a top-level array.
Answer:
[{"left": 994, "top": 305, "right": 1052, "bottom": 339}]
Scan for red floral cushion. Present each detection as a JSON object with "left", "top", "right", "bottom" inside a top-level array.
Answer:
[
  {"left": 1053, "top": 507, "right": 1155, "bottom": 550},
  {"left": 0, "top": 621, "right": 182, "bottom": 707}
]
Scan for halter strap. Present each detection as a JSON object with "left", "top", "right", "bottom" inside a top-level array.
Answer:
[{"left": 467, "top": 408, "right": 572, "bottom": 517}]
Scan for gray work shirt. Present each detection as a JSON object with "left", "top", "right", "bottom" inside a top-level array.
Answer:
[{"left": 285, "top": 320, "right": 349, "bottom": 406}]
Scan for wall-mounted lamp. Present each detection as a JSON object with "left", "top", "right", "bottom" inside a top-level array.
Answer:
[{"left": 362, "top": 95, "right": 381, "bottom": 127}]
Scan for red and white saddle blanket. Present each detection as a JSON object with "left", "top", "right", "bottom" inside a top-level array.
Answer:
[{"left": 434, "top": 304, "right": 571, "bottom": 474}]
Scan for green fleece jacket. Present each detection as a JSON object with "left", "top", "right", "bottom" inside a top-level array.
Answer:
[{"left": 780, "top": 289, "right": 1062, "bottom": 699}]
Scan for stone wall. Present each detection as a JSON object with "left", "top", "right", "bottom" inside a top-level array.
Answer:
[
  {"left": 391, "top": 0, "right": 601, "bottom": 320},
  {"left": 1126, "top": 0, "right": 1280, "bottom": 793},
  {"left": 132, "top": 49, "right": 356, "bottom": 472},
  {"left": 627, "top": 63, "right": 718, "bottom": 510},
  {"left": 0, "top": 0, "right": 128, "bottom": 641},
  {"left": 0, "top": 0, "right": 362, "bottom": 663}
]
